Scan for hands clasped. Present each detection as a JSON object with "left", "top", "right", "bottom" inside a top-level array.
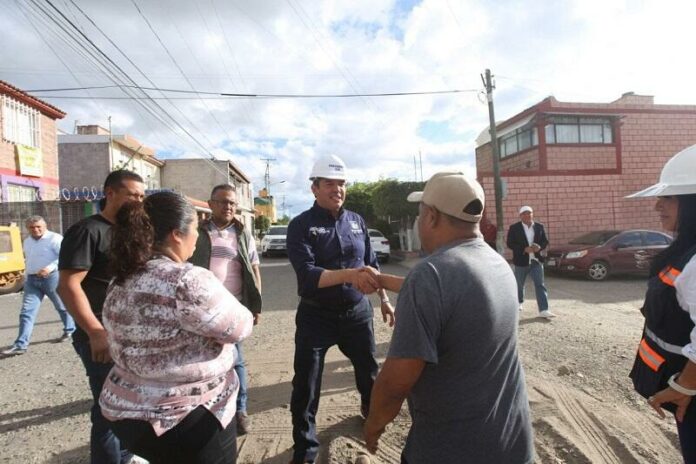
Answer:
[{"left": 350, "top": 266, "right": 381, "bottom": 294}]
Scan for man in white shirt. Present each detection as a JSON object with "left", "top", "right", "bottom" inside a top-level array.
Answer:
[
  {"left": 506, "top": 206, "right": 553, "bottom": 318},
  {"left": 2, "top": 216, "right": 75, "bottom": 356}
]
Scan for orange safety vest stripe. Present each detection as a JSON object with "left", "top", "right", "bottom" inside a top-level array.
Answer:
[
  {"left": 658, "top": 266, "right": 681, "bottom": 287},
  {"left": 638, "top": 338, "right": 665, "bottom": 372}
]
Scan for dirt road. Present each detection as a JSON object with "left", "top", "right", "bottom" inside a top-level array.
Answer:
[{"left": 0, "top": 258, "right": 683, "bottom": 463}]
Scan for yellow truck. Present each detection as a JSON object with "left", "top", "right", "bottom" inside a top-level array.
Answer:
[{"left": 0, "top": 224, "right": 25, "bottom": 294}]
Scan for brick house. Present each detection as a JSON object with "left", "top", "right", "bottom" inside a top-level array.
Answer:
[
  {"left": 58, "top": 124, "right": 164, "bottom": 193},
  {"left": 0, "top": 80, "right": 66, "bottom": 202},
  {"left": 475, "top": 92, "right": 696, "bottom": 246}
]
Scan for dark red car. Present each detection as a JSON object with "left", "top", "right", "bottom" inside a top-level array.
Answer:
[{"left": 545, "top": 229, "right": 673, "bottom": 281}]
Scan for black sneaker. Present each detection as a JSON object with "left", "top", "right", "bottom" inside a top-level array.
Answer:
[
  {"left": 1, "top": 346, "right": 27, "bottom": 356},
  {"left": 57, "top": 333, "right": 73, "bottom": 343}
]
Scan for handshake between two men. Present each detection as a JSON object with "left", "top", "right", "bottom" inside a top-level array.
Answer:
[{"left": 349, "top": 266, "right": 404, "bottom": 328}]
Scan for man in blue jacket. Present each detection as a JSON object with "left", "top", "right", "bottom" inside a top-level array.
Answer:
[{"left": 286, "top": 155, "right": 395, "bottom": 464}]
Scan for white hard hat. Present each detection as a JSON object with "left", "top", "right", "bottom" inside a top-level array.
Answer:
[
  {"left": 309, "top": 154, "right": 347, "bottom": 181},
  {"left": 627, "top": 144, "right": 696, "bottom": 197}
]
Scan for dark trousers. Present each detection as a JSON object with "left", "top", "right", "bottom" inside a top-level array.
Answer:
[
  {"left": 110, "top": 406, "right": 237, "bottom": 464},
  {"left": 73, "top": 339, "right": 132, "bottom": 464},
  {"left": 677, "top": 409, "right": 696, "bottom": 464},
  {"left": 290, "top": 298, "right": 378, "bottom": 463}
]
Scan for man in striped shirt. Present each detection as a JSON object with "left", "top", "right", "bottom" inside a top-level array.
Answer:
[{"left": 190, "top": 184, "right": 262, "bottom": 436}]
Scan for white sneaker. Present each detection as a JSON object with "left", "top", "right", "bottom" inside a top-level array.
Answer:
[
  {"left": 127, "top": 456, "right": 149, "bottom": 464},
  {"left": 539, "top": 310, "right": 556, "bottom": 319}
]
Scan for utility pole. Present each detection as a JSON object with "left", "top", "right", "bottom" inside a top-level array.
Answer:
[
  {"left": 108, "top": 116, "right": 113, "bottom": 167},
  {"left": 413, "top": 155, "right": 418, "bottom": 181},
  {"left": 260, "top": 158, "right": 276, "bottom": 195},
  {"left": 481, "top": 69, "right": 505, "bottom": 253},
  {"left": 419, "top": 149, "right": 423, "bottom": 181}
]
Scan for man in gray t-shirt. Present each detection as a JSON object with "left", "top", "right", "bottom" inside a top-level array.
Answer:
[{"left": 363, "top": 172, "right": 533, "bottom": 464}]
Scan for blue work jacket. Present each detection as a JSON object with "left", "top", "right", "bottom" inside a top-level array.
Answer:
[{"left": 287, "top": 202, "right": 378, "bottom": 307}]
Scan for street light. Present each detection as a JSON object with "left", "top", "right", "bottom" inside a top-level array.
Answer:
[{"left": 267, "top": 180, "right": 285, "bottom": 196}]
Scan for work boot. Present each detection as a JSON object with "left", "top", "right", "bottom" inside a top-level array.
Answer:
[{"left": 236, "top": 411, "right": 251, "bottom": 435}]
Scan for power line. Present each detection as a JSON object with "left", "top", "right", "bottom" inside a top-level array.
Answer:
[
  {"left": 130, "top": 0, "right": 234, "bottom": 148},
  {"left": 27, "top": 84, "right": 480, "bottom": 98},
  {"left": 27, "top": 0, "right": 232, "bottom": 181}
]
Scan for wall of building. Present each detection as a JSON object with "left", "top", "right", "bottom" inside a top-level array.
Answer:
[
  {"left": 477, "top": 98, "right": 696, "bottom": 250},
  {"left": 161, "top": 159, "right": 255, "bottom": 232},
  {"left": 0, "top": 113, "right": 62, "bottom": 201},
  {"left": 161, "top": 159, "right": 228, "bottom": 201},
  {"left": 58, "top": 142, "right": 111, "bottom": 191}
]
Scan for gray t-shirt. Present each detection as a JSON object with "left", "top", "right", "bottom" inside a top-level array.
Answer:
[{"left": 389, "top": 238, "right": 533, "bottom": 464}]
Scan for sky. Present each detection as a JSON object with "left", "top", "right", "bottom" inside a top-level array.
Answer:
[{"left": 2, "top": 0, "right": 696, "bottom": 216}]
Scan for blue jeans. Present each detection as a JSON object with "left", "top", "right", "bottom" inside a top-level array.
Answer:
[
  {"left": 73, "top": 339, "right": 132, "bottom": 464},
  {"left": 290, "top": 298, "right": 378, "bottom": 463},
  {"left": 513, "top": 261, "right": 549, "bottom": 312},
  {"left": 234, "top": 342, "right": 247, "bottom": 413},
  {"left": 13, "top": 271, "right": 75, "bottom": 349}
]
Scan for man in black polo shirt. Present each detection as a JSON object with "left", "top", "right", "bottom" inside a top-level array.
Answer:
[
  {"left": 58, "top": 170, "right": 145, "bottom": 464},
  {"left": 286, "top": 155, "right": 395, "bottom": 464}
]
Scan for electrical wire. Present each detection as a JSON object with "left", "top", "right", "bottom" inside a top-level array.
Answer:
[{"left": 26, "top": 84, "right": 480, "bottom": 98}]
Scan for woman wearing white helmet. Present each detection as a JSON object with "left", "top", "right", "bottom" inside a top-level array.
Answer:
[{"left": 628, "top": 145, "right": 696, "bottom": 463}]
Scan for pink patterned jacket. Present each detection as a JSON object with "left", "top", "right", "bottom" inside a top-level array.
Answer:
[{"left": 99, "top": 256, "right": 253, "bottom": 435}]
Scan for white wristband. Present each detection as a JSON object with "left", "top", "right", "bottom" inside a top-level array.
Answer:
[
  {"left": 381, "top": 297, "right": 390, "bottom": 304},
  {"left": 668, "top": 373, "right": 696, "bottom": 396}
]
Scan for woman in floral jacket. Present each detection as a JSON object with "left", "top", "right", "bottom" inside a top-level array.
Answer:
[{"left": 99, "top": 191, "right": 253, "bottom": 464}]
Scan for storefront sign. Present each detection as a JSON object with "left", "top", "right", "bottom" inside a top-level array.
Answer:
[{"left": 16, "top": 145, "right": 43, "bottom": 177}]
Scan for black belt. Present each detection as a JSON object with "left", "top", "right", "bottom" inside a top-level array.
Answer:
[{"left": 300, "top": 297, "right": 362, "bottom": 311}]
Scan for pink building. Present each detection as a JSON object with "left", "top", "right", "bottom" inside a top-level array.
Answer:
[
  {"left": 475, "top": 92, "right": 696, "bottom": 246},
  {"left": 0, "top": 80, "right": 65, "bottom": 202}
]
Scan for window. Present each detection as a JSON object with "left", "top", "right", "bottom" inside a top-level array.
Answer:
[
  {"left": 7, "top": 184, "right": 38, "bottom": 202},
  {"left": 644, "top": 232, "right": 670, "bottom": 246},
  {"left": 0, "top": 231, "right": 11, "bottom": 253},
  {"left": 615, "top": 232, "right": 642, "bottom": 248},
  {"left": 545, "top": 116, "right": 613, "bottom": 144},
  {"left": 1, "top": 96, "right": 41, "bottom": 148},
  {"left": 498, "top": 125, "right": 538, "bottom": 158}
]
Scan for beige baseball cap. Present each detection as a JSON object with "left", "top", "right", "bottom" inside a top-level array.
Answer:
[
  {"left": 519, "top": 205, "right": 533, "bottom": 214},
  {"left": 407, "top": 172, "right": 485, "bottom": 223}
]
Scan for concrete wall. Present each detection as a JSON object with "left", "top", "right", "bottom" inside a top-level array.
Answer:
[
  {"left": 161, "top": 159, "right": 228, "bottom": 201},
  {"left": 58, "top": 142, "right": 111, "bottom": 191},
  {"left": 161, "top": 159, "right": 255, "bottom": 232}
]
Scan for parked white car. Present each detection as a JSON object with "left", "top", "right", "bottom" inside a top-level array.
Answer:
[
  {"left": 368, "top": 228, "right": 391, "bottom": 263},
  {"left": 261, "top": 225, "right": 288, "bottom": 257}
]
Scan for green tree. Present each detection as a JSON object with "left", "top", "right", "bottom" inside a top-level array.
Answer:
[
  {"left": 372, "top": 179, "right": 425, "bottom": 218},
  {"left": 344, "top": 182, "right": 378, "bottom": 223},
  {"left": 255, "top": 215, "right": 271, "bottom": 235},
  {"left": 276, "top": 215, "right": 291, "bottom": 225}
]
